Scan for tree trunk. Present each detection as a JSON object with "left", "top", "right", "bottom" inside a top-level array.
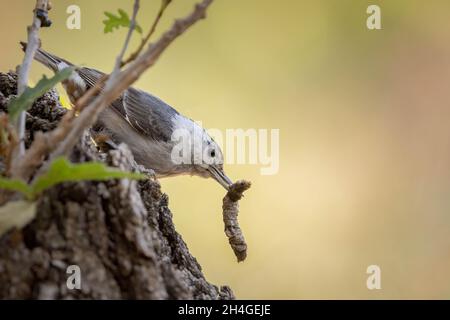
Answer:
[{"left": 0, "top": 71, "right": 234, "bottom": 299}]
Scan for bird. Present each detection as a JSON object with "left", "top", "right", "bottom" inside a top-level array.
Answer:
[{"left": 20, "top": 42, "right": 233, "bottom": 190}]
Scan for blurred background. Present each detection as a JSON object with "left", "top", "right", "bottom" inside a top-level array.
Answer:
[{"left": 1, "top": 0, "right": 450, "bottom": 299}]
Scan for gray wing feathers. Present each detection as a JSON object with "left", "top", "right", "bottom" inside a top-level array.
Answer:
[
  {"left": 77, "top": 67, "right": 105, "bottom": 87},
  {"left": 121, "top": 88, "right": 179, "bottom": 142},
  {"left": 76, "top": 67, "right": 178, "bottom": 142},
  {"left": 28, "top": 45, "right": 180, "bottom": 143}
]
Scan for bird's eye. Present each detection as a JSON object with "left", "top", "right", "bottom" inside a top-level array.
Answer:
[{"left": 210, "top": 149, "right": 216, "bottom": 157}]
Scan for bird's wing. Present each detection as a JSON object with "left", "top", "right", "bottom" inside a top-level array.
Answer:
[
  {"left": 112, "top": 87, "right": 179, "bottom": 142},
  {"left": 76, "top": 67, "right": 106, "bottom": 87},
  {"left": 76, "top": 67, "right": 178, "bottom": 142}
]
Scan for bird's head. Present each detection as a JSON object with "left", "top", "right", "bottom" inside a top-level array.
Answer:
[
  {"left": 193, "top": 133, "right": 233, "bottom": 191},
  {"left": 171, "top": 115, "right": 233, "bottom": 190}
]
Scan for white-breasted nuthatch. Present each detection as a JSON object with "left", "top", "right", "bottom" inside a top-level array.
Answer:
[{"left": 21, "top": 43, "right": 233, "bottom": 190}]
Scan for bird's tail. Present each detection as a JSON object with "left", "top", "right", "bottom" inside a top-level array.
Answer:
[{"left": 19, "top": 41, "right": 73, "bottom": 73}]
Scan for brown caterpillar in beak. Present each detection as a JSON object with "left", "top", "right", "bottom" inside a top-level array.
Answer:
[{"left": 222, "top": 180, "right": 251, "bottom": 262}]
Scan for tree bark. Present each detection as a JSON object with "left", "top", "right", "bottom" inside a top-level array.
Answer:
[{"left": 0, "top": 71, "right": 234, "bottom": 300}]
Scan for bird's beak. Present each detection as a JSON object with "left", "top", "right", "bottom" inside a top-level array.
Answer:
[{"left": 208, "top": 165, "right": 233, "bottom": 191}]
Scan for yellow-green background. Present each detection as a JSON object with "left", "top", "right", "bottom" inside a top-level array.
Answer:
[{"left": 1, "top": 0, "right": 450, "bottom": 299}]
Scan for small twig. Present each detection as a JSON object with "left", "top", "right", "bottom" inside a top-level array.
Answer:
[
  {"left": 121, "top": 0, "right": 172, "bottom": 67},
  {"left": 12, "top": 0, "right": 49, "bottom": 160},
  {"left": 75, "top": 0, "right": 139, "bottom": 112},
  {"left": 113, "top": 0, "right": 140, "bottom": 74},
  {"left": 222, "top": 180, "right": 251, "bottom": 262},
  {"left": 72, "top": 0, "right": 139, "bottom": 113}
]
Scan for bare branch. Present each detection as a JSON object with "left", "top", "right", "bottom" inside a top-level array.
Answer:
[
  {"left": 113, "top": 0, "right": 140, "bottom": 74},
  {"left": 12, "top": 0, "right": 49, "bottom": 159},
  {"left": 121, "top": 0, "right": 173, "bottom": 67},
  {"left": 73, "top": 0, "right": 140, "bottom": 113}
]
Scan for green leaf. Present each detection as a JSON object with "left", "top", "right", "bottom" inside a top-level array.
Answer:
[
  {"left": 0, "top": 200, "right": 37, "bottom": 236},
  {"left": 8, "top": 67, "right": 74, "bottom": 122},
  {"left": 103, "top": 8, "right": 142, "bottom": 34},
  {"left": 32, "top": 157, "right": 146, "bottom": 196},
  {"left": 0, "top": 177, "right": 33, "bottom": 200},
  {"left": 0, "top": 157, "right": 146, "bottom": 201}
]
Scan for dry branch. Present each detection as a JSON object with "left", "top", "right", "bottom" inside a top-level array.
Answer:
[
  {"left": 222, "top": 180, "right": 251, "bottom": 262},
  {"left": 12, "top": 0, "right": 49, "bottom": 160},
  {"left": 113, "top": 0, "right": 140, "bottom": 74},
  {"left": 121, "top": 0, "right": 172, "bottom": 67}
]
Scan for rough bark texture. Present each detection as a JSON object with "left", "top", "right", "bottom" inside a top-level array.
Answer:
[{"left": 0, "top": 71, "right": 234, "bottom": 300}]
